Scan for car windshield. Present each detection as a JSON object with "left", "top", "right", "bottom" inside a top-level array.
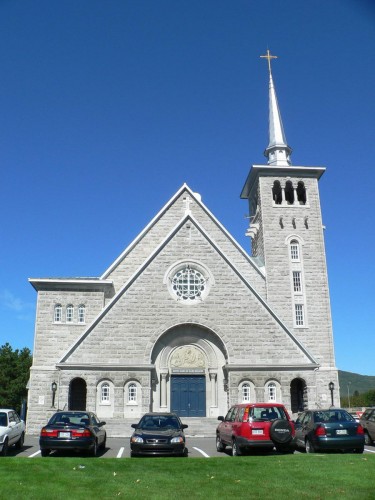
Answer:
[
  {"left": 0, "top": 412, "right": 8, "bottom": 427},
  {"left": 138, "top": 415, "right": 181, "bottom": 430},
  {"left": 313, "top": 410, "right": 354, "bottom": 423},
  {"left": 251, "top": 407, "right": 286, "bottom": 421},
  {"left": 49, "top": 413, "right": 91, "bottom": 426}
]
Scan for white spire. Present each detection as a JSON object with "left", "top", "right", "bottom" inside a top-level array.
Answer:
[{"left": 260, "top": 50, "right": 292, "bottom": 166}]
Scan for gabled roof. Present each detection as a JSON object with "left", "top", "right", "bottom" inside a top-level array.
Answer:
[
  {"left": 101, "top": 183, "right": 265, "bottom": 279},
  {"left": 60, "top": 212, "right": 317, "bottom": 366}
]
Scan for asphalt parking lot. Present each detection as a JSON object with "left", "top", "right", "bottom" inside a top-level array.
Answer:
[{"left": 4, "top": 436, "right": 375, "bottom": 459}]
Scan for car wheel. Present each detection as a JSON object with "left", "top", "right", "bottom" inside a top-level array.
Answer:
[
  {"left": 364, "top": 432, "right": 372, "bottom": 446},
  {"left": 15, "top": 432, "right": 25, "bottom": 450},
  {"left": 353, "top": 446, "right": 364, "bottom": 454},
  {"left": 270, "top": 419, "right": 293, "bottom": 445},
  {"left": 305, "top": 439, "right": 315, "bottom": 453},
  {"left": 232, "top": 439, "right": 242, "bottom": 456},
  {"left": 100, "top": 434, "right": 107, "bottom": 450},
  {"left": 91, "top": 440, "right": 98, "bottom": 457},
  {"left": 1, "top": 438, "right": 8, "bottom": 456},
  {"left": 216, "top": 435, "right": 226, "bottom": 452},
  {"left": 41, "top": 449, "right": 50, "bottom": 457}
]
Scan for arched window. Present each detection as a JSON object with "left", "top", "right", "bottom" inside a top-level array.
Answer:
[
  {"left": 285, "top": 181, "right": 294, "bottom": 205},
  {"left": 267, "top": 382, "right": 277, "bottom": 402},
  {"left": 78, "top": 305, "right": 86, "bottom": 324},
  {"left": 54, "top": 304, "right": 62, "bottom": 323},
  {"left": 272, "top": 181, "right": 282, "bottom": 204},
  {"left": 290, "top": 240, "right": 300, "bottom": 261},
  {"left": 242, "top": 383, "right": 251, "bottom": 403},
  {"left": 296, "top": 181, "right": 306, "bottom": 205},
  {"left": 128, "top": 383, "right": 137, "bottom": 403},
  {"left": 66, "top": 304, "right": 74, "bottom": 323},
  {"left": 101, "top": 383, "right": 110, "bottom": 403}
]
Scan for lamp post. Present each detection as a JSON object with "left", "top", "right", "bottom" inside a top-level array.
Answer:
[
  {"left": 347, "top": 382, "right": 351, "bottom": 410},
  {"left": 51, "top": 381, "right": 57, "bottom": 408},
  {"left": 328, "top": 381, "right": 334, "bottom": 407}
]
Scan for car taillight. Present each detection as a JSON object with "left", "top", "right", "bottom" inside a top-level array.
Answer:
[
  {"left": 356, "top": 425, "right": 364, "bottom": 435},
  {"left": 315, "top": 425, "right": 326, "bottom": 436},
  {"left": 40, "top": 427, "right": 58, "bottom": 437},
  {"left": 71, "top": 429, "right": 92, "bottom": 438}
]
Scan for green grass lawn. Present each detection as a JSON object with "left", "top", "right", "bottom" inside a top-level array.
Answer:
[{"left": 1, "top": 454, "right": 374, "bottom": 499}]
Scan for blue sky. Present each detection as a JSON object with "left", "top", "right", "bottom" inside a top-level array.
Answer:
[{"left": 0, "top": 0, "right": 374, "bottom": 376}]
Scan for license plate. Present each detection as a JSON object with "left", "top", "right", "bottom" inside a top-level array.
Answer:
[
  {"left": 59, "top": 431, "right": 71, "bottom": 438},
  {"left": 336, "top": 429, "right": 347, "bottom": 435},
  {"left": 253, "top": 429, "right": 264, "bottom": 435}
]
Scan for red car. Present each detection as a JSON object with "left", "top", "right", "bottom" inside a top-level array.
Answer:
[{"left": 216, "top": 403, "right": 295, "bottom": 455}]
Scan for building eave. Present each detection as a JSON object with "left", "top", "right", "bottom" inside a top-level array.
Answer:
[{"left": 28, "top": 278, "right": 114, "bottom": 292}]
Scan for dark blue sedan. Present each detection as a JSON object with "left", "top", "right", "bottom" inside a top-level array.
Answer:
[{"left": 295, "top": 409, "right": 365, "bottom": 453}]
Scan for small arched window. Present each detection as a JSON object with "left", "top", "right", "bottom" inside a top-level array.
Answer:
[
  {"left": 78, "top": 305, "right": 86, "bottom": 324},
  {"left": 272, "top": 181, "right": 282, "bottom": 204},
  {"left": 296, "top": 181, "right": 306, "bottom": 205},
  {"left": 54, "top": 304, "right": 62, "bottom": 323},
  {"left": 66, "top": 304, "right": 74, "bottom": 323},
  {"left": 285, "top": 181, "right": 294, "bottom": 205},
  {"left": 290, "top": 240, "right": 300, "bottom": 261},
  {"left": 267, "top": 382, "right": 277, "bottom": 402},
  {"left": 128, "top": 383, "right": 137, "bottom": 403},
  {"left": 241, "top": 383, "right": 251, "bottom": 403},
  {"left": 101, "top": 383, "right": 110, "bottom": 403}
]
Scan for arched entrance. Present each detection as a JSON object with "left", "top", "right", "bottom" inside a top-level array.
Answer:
[
  {"left": 69, "top": 378, "right": 87, "bottom": 410},
  {"left": 150, "top": 324, "right": 228, "bottom": 418},
  {"left": 290, "top": 378, "right": 307, "bottom": 413}
]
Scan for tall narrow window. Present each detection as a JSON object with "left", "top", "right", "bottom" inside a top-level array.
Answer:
[
  {"left": 285, "top": 181, "right": 294, "bottom": 204},
  {"left": 267, "top": 382, "right": 277, "bottom": 402},
  {"left": 78, "top": 305, "right": 86, "bottom": 324},
  {"left": 54, "top": 304, "right": 62, "bottom": 323},
  {"left": 293, "top": 271, "right": 302, "bottom": 292},
  {"left": 295, "top": 304, "right": 304, "bottom": 326},
  {"left": 66, "top": 304, "right": 74, "bottom": 323},
  {"left": 128, "top": 383, "right": 137, "bottom": 403},
  {"left": 242, "top": 383, "right": 251, "bottom": 403},
  {"left": 101, "top": 383, "right": 110, "bottom": 403},
  {"left": 272, "top": 181, "right": 282, "bottom": 204},
  {"left": 290, "top": 241, "right": 300, "bottom": 261},
  {"left": 296, "top": 181, "right": 307, "bottom": 205}
]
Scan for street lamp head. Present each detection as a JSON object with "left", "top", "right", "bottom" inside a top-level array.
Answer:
[
  {"left": 51, "top": 381, "right": 57, "bottom": 392},
  {"left": 328, "top": 381, "right": 334, "bottom": 391}
]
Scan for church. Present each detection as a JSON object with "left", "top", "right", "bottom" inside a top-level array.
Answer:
[{"left": 26, "top": 53, "right": 339, "bottom": 434}]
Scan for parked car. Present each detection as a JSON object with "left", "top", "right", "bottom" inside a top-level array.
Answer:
[
  {"left": 359, "top": 407, "right": 375, "bottom": 446},
  {"left": 0, "top": 409, "right": 25, "bottom": 456},
  {"left": 130, "top": 412, "right": 188, "bottom": 457},
  {"left": 216, "top": 403, "right": 295, "bottom": 456},
  {"left": 295, "top": 409, "right": 365, "bottom": 453},
  {"left": 39, "top": 411, "right": 106, "bottom": 457}
]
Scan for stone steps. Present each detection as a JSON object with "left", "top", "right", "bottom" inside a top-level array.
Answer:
[{"left": 104, "top": 417, "right": 219, "bottom": 438}]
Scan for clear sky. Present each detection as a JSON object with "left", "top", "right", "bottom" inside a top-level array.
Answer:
[{"left": 0, "top": 0, "right": 374, "bottom": 376}]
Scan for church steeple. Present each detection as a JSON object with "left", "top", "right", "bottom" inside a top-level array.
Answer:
[{"left": 260, "top": 50, "right": 292, "bottom": 166}]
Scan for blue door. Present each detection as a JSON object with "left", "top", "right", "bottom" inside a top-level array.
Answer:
[{"left": 171, "top": 376, "right": 206, "bottom": 417}]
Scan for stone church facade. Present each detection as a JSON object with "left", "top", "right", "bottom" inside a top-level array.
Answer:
[{"left": 26, "top": 58, "right": 339, "bottom": 434}]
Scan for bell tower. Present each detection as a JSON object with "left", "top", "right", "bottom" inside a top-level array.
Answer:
[{"left": 241, "top": 51, "right": 337, "bottom": 381}]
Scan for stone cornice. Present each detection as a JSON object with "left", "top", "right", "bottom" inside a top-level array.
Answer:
[
  {"left": 224, "top": 364, "right": 320, "bottom": 372},
  {"left": 29, "top": 278, "right": 114, "bottom": 292}
]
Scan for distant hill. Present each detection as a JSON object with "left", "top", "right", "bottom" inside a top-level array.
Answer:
[{"left": 338, "top": 370, "right": 375, "bottom": 397}]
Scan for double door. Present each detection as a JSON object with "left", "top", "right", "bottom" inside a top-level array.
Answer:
[{"left": 171, "top": 375, "right": 206, "bottom": 417}]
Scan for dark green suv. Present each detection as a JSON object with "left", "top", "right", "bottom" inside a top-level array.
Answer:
[{"left": 359, "top": 408, "right": 375, "bottom": 446}]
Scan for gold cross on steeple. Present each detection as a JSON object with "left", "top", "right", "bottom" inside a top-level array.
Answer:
[{"left": 260, "top": 49, "right": 278, "bottom": 74}]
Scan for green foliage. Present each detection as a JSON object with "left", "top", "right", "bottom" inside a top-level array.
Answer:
[
  {"left": 341, "top": 388, "right": 375, "bottom": 408},
  {"left": 338, "top": 370, "right": 375, "bottom": 397},
  {"left": 0, "top": 455, "right": 374, "bottom": 499},
  {"left": 0, "top": 343, "right": 32, "bottom": 413}
]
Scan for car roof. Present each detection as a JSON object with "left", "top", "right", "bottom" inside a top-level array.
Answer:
[{"left": 141, "top": 412, "right": 179, "bottom": 417}]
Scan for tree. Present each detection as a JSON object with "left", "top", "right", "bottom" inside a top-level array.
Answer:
[{"left": 0, "top": 343, "right": 32, "bottom": 414}]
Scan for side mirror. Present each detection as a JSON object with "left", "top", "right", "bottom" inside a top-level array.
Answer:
[
  {"left": 217, "top": 416, "right": 224, "bottom": 421},
  {"left": 181, "top": 424, "right": 188, "bottom": 429},
  {"left": 99, "top": 421, "right": 106, "bottom": 427},
  {"left": 131, "top": 423, "right": 137, "bottom": 429}
]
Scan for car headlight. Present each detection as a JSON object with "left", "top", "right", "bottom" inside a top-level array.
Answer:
[
  {"left": 170, "top": 437, "right": 183, "bottom": 444},
  {"left": 131, "top": 436, "right": 144, "bottom": 443}
]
